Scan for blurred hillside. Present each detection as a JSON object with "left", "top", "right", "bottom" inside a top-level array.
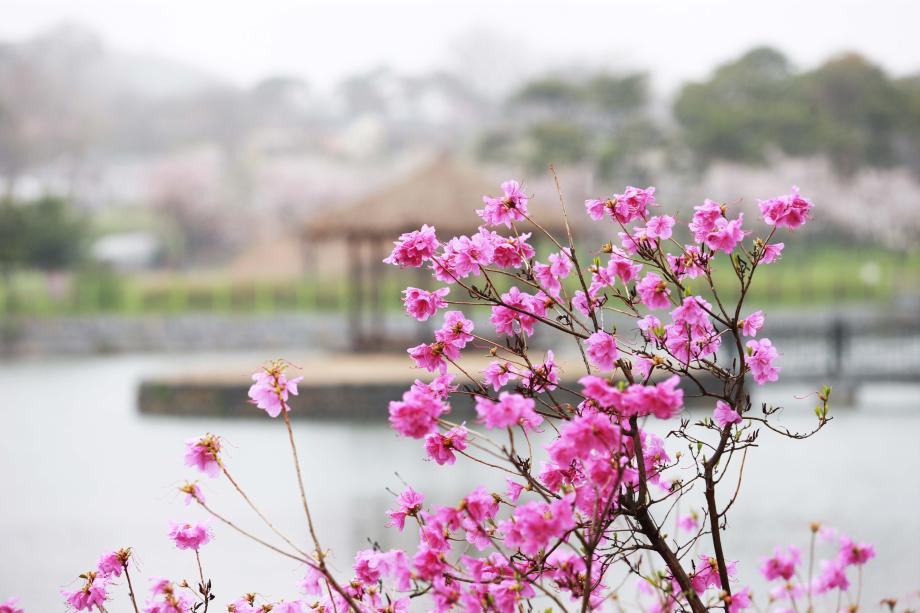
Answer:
[{"left": 1, "top": 23, "right": 919, "bottom": 288}]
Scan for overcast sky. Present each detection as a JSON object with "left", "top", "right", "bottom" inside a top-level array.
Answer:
[{"left": 2, "top": 0, "right": 918, "bottom": 92}]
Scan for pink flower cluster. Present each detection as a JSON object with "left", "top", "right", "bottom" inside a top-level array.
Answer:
[
  {"left": 407, "top": 311, "right": 475, "bottom": 372},
  {"left": 384, "top": 224, "right": 439, "bottom": 268},
  {"left": 478, "top": 180, "right": 529, "bottom": 227},
  {"left": 248, "top": 362, "right": 303, "bottom": 417},
  {"left": 167, "top": 521, "right": 211, "bottom": 550},
  {"left": 580, "top": 374, "right": 684, "bottom": 419},
  {"left": 59, "top": 178, "right": 828, "bottom": 613},
  {"left": 388, "top": 374, "right": 453, "bottom": 438},
  {"left": 0, "top": 599, "right": 23, "bottom": 613},
  {"left": 143, "top": 579, "right": 196, "bottom": 613},
  {"left": 585, "top": 186, "right": 656, "bottom": 223},
  {"left": 758, "top": 186, "right": 814, "bottom": 229},
  {"left": 184, "top": 433, "right": 221, "bottom": 478},
  {"left": 61, "top": 549, "right": 131, "bottom": 611},
  {"left": 475, "top": 392, "right": 542, "bottom": 430},
  {"left": 760, "top": 527, "right": 876, "bottom": 603}
]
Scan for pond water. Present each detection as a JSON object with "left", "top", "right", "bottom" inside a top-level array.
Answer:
[{"left": 1, "top": 351, "right": 918, "bottom": 611}]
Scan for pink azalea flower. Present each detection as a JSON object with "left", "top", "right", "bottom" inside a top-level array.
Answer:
[
  {"left": 492, "top": 232, "right": 535, "bottom": 268},
  {"left": 227, "top": 597, "right": 260, "bottom": 613},
  {"left": 838, "top": 536, "right": 876, "bottom": 566},
  {"left": 585, "top": 330, "right": 619, "bottom": 371},
  {"left": 747, "top": 338, "right": 780, "bottom": 384},
  {"left": 667, "top": 245, "right": 709, "bottom": 280},
  {"left": 248, "top": 364, "right": 303, "bottom": 418},
  {"left": 637, "top": 272, "right": 671, "bottom": 309},
  {"left": 97, "top": 549, "right": 126, "bottom": 577},
  {"left": 584, "top": 198, "right": 608, "bottom": 220},
  {"left": 646, "top": 215, "right": 675, "bottom": 240},
  {"left": 578, "top": 375, "right": 621, "bottom": 409},
  {"left": 499, "top": 497, "right": 576, "bottom": 556},
  {"left": 615, "top": 375, "right": 684, "bottom": 419},
  {"left": 384, "top": 224, "right": 439, "bottom": 268},
  {"left": 505, "top": 479, "right": 524, "bottom": 503},
  {"left": 665, "top": 296, "right": 721, "bottom": 364},
  {"left": 353, "top": 549, "right": 408, "bottom": 586},
  {"left": 168, "top": 522, "right": 211, "bottom": 550},
  {"left": 741, "top": 310, "right": 765, "bottom": 337},
  {"left": 727, "top": 586, "right": 752, "bottom": 613},
  {"left": 549, "top": 249, "right": 573, "bottom": 278},
  {"left": 388, "top": 380, "right": 450, "bottom": 438},
  {"left": 691, "top": 555, "right": 737, "bottom": 593},
  {"left": 533, "top": 261, "right": 562, "bottom": 297},
  {"left": 424, "top": 426, "right": 469, "bottom": 465},
  {"left": 677, "top": 513, "right": 699, "bottom": 532},
  {"left": 475, "top": 392, "right": 542, "bottom": 431},
  {"left": 520, "top": 350, "right": 559, "bottom": 393},
  {"left": 571, "top": 290, "right": 601, "bottom": 317},
  {"left": 482, "top": 360, "right": 518, "bottom": 391},
  {"left": 689, "top": 199, "right": 725, "bottom": 244},
  {"left": 815, "top": 558, "right": 849, "bottom": 593},
  {"left": 179, "top": 482, "right": 205, "bottom": 506},
  {"left": 300, "top": 566, "right": 326, "bottom": 596},
  {"left": 412, "top": 546, "right": 447, "bottom": 581},
  {"left": 546, "top": 411, "right": 621, "bottom": 466},
  {"left": 607, "top": 251, "right": 643, "bottom": 284},
  {"left": 478, "top": 180, "right": 529, "bottom": 227},
  {"left": 434, "top": 310, "right": 474, "bottom": 351},
  {"left": 0, "top": 598, "right": 23, "bottom": 613},
  {"left": 386, "top": 486, "right": 424, "bottom": 531},
  {"left": 407, "top": 341, "right": 450, "bottom": 373},
  {"left": 758, "top": 187, "right": 814, "bottom": 229},
  {"left": 447, "top": 229, "right": 496, "bottom": 277},
  {"left": 612, "top": 186, "right": 656, "bottom": 223},
  {"left": 769, "top": 581, "right": 806, "bottom": 602},
  {"left": 638, "top": 315, "right": 664, "bottom": 337},
  {"left": 184, "top": 434, "right": 221, "bottom": 478},
  {"left": 463, "top": 486, "right": 500, "bottom": 523},
  {"left": 758, "top": 242, "right": 784, "bottom": 264},
  {"left": 490, "top": 287, "right": 544, "bottom": 337},
  {"left": 703, "top": 213, "right": 748, "bottom": 254},
  {"left": 144, "top": 579, "right": 196, "bottom": 613},
  {"left": 272, "top": 602, "right": 304, "bottom": 613},
  {"left": 713, "top": 400, "right": 742, "bottom": 429},
  {"left": 402, "top": 287, "right": 449, "bottom": 321},
  {"left": 634, "top": 356, "right": 655, "bottom": 379},
  {"left": 62, "top": 573, "right": 109, "bottom": 611},
  {"left": 760, "top": 545, "right": 800, "bottom": 581}
]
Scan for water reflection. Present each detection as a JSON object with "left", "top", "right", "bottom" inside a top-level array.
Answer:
[{"left": 0, "top": 352, "right": 917, "bottom": 610}]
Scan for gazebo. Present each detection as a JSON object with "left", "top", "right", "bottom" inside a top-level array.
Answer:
[{"left": 303, "top": 155, "right": 588, "bottom": 350}]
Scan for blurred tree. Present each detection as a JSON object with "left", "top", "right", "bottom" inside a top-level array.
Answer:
[
  {"left": 513, "top": 77, "right": 584, "bottom": 113},
  {"left": 894, "top": 74, "right": 920, "bottom": 177},
  {"left": 583, "top": 73, "right": 648, "bottom": 115},
  {"left": 21, "top": 196, "right": 88, "bottom": 271},
  {"left": 674, "top": 47, "right": 915, "bottom": 176},
  {"left": 798, "top": 54, "right": 904, "bottom": 175},
  {"left": 524, "top": 121, "right": 589, "bottom": 171},
  {"left": 489, "top": 71, "right": 657, "bottom": 178},
  {"left": 674, "top": 47, "right": 812, "bottom": 167},
  {"left": 0, "top": 196, "right": 87, "bottom": 271}
]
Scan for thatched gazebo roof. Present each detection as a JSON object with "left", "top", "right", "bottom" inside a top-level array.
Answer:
[
  {"left": 301, "top": 154, "right": 590, "bottom": 351},
  {"left": 304, "top": 155, "right": 581, "bottom": 241}
]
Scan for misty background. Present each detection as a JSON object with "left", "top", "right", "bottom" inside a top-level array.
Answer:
[{"left": 2, "top": 2, "right": 920, "bottom": 609}]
